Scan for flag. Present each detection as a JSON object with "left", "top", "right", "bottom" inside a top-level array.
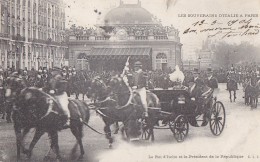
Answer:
[{"left": 121, "top": 56, "right": 130, "bottom": 86}]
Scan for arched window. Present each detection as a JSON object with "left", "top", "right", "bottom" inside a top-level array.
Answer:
[
  {"left": 156, "top": 53, "right": 167, "bottom": 70},
  {"left": 77, "top": 53, "right": 89, "bottom": 70}
]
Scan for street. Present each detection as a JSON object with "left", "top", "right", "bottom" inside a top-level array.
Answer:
[{"left": 0, "top": 83, "right": 260, "bottom": 162}]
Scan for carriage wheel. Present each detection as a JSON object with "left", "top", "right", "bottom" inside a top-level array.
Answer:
[
  {"left": 141, "top": 119, "right": 154, "bottom": 141},
  {"left": 210, "top": 101, "right": 226, "bottom": 136},
  {"left": 170, "top": 115, "right": 189, "bottom": 142}
]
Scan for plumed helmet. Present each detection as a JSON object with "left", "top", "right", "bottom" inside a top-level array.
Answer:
[{"left": 134, "top": 61, "right": 142, "bottom": 67}]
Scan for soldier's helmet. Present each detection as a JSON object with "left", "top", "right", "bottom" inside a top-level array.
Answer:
[{"left": 134, "top": 61, "right": 142, "bottom": 68}]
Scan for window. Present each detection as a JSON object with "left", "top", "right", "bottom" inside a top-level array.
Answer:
[{"left": 156, "top": 53, "right": 167, "bottom": 70}]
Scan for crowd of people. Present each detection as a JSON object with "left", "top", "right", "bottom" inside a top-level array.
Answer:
[
  {"left": 0, "top": 63, "right": 259, "bottom": 91},
  {"left": 68, "top": 24, "right": 179, "bottom": 38}
]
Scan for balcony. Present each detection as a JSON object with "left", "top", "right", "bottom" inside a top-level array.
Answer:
[
  {"left": 0, "top": 33, "right": 9, "bottom": 38},
  {"left": 12, "top": 34, "right": 25, "bottom": 41}
]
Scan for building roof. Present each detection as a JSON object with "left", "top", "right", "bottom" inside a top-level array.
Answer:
[{"left": 103, "top": 2, "right": 158, "bottom": 25}]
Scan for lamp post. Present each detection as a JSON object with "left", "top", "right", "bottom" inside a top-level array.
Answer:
[
  {"left": 37, "top": 57, "right": 40, "bottom": 70},
  {"left": 188, "top": 60, "right": 191, "bottom": 70},
  {"left": 198, "top": 56, "right": 201, "bottom": 71}
]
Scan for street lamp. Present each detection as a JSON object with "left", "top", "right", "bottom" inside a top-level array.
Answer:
[
  {"left": 198, "top": 56, "right": 201, "bottom": 71},
  {"left": 37, "top": 57, "right": 40, "bottom": 70}
]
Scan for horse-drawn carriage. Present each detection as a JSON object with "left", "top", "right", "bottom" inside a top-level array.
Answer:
[{"left": 142, "top": 86, "right": 226, "bottom": 142}]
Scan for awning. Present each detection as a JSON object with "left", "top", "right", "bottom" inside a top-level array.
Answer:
[{"left": 88, "top": 47, "right": 151, "bottom": 59}]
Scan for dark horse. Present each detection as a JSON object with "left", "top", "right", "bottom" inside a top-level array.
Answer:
[
  {"left": 88, "top": 76, "right": 160, "bottom": 147},
  {"left": 227, "top": 77, "right": 237, "bottom": 102},
  {"left": 5, "top": 77, "right": 90, "bottom": 161},
  {"left": 244, "top": 76, "right": 259, "bottom": 108}
]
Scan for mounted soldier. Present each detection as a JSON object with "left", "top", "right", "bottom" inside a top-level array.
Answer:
[
  {"left": 226, "top": 66, "right": 238, "bottom": 102},
  {"left": 49, "top": 67, "right": 70, "bottom": 128}
]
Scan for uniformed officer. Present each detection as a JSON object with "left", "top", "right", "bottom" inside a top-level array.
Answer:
[
  {"left": 49, "top": 67, "right": 70, "bottom": 128},
  {"left": 131, "top": 61, "right": 149, "bottom": 117}
]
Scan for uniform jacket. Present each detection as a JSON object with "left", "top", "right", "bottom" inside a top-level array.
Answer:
[
  {"left": 130, "top": 71, "right": 148, "bottom": 88},
  {"left": 205, "top": 76, "right": 218, "bottom": 89}
]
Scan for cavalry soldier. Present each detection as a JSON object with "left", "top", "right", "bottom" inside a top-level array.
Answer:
[
  {"left": 227, "top": 67, "right": 238, "bottom": 90},
  {"left": 129, "top": 61, "right": 149, "bottom": 117},
  {"left": 49, "top": 67, "right": 70, "bottom": 128},
  {"left": 205, "top": 68, "right": 218, "bottom": 89}
]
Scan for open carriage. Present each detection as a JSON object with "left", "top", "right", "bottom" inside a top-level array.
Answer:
[{"left": 142, "top": 86, "right": 226, "bottom": 142}]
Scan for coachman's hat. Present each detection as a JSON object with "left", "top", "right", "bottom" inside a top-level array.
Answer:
[{"left": 134, "top": 61, "right": 142, "bottom": 67}]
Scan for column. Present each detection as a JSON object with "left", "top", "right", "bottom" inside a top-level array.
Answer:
[
  {"left": 36, "top": 46, "right": 39, "bottom": 70},
  {"left": 4, "top": 48, "right": 7, "bottom": 69},
  {"left": 24, "top": 43, "right": 28, "bottom": 68},
  {"left": 24, "top": 0, "right": 28, "bottom": 42},
  {"left": 0, "top": 44, "right": 2, "bottom": 67}
]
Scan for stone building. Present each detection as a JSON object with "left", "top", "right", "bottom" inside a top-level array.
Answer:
[
  {"left": 0, "top": 0, "right": 67, "bottom": 70},
  {"left": 68, "top": 1, "right": 182, "bottom": 72}
]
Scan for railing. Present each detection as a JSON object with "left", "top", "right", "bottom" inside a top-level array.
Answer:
[
  {"left": 95, "top": 36, "right": 109, "bottom": 40},
  {"left": 154, "top": 35, "right": 168, "bottom": 40},
  {"left": 135, "top": 36, "right": 148, "bottom": 40},
  {"left": 0, "top": 33, "right": 9, "bottom": 38},
  {"left": 12, "top": 34, "right": 25, "bottom": 41},
  {"left": 76, "top": 36, "right": 89, "bottom": 40}
]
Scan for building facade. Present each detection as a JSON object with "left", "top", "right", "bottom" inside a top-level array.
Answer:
[
  {"left": 68, "top": 1, "right": 182, "bottom": 72},
  {"left": 0, "top": 0, "right": 67, "bottom": 70}
]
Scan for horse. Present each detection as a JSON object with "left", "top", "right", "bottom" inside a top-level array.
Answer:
[
  {"left": 70, "top": 72, "right": 91, "bottom": 100},
  {"left": 244, "top": 76, "right": 259, "bottom": 108},
  {"left": 5, "top": 76, "right": 90, "bottom": 161},
  {"left": 88, "top": 76, "right": 160, "bottom": 147},
  {"left": 227, "top": 77, "right": 237, "bottom": 102}
]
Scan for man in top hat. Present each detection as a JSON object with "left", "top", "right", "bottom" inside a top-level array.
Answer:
[
  {"left": 191, "top": 68, "right": 204, "bottom": 86},
  {"left": 130, "top": 61, "right": 149, "bottom": 117},
  {"left": 49, "top": 67, "right": 70, "bottom": 128},
  {"left": 205, "top": 68, "right": 218, "bottom": 90}
]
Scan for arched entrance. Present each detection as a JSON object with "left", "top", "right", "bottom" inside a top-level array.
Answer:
[
  {"left": 77, "top": 53, "right": 89, "bottom": 70},
  {"left": 156, "top": 53, "right": 167, "bottom": 71}
]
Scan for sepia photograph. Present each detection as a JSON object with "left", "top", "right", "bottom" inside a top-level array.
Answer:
[{"left": 0, "top": 0, "right": 259, "bottom": 161}]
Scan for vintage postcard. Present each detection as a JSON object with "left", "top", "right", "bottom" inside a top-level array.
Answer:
[{"left": 0, "top": 0, "right": 259, "bottom": 162}]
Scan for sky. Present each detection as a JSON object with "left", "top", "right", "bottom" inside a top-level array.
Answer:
[{"left": 63, "top": 0, "right": 260, "bottom": 60}]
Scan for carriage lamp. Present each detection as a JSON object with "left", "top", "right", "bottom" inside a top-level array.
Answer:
[{"left": 178, "top": 95, "right": 186, "bottom": 104}]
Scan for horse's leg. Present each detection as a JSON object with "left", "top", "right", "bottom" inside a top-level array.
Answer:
[
  {"left": 14, "top": 125, "right": 22, "bottom": 161},
  {"left": 24, "top": 129, "right": 45, "bottom": 159},
  {"left": 229, "top": 90, "right": 232, "bottom": 102},
  {"left": 49, "top": 131, "right": 62, "bottom": 161},
  {"left": 70, "top": 124, "right": 85, "bottom": 160},
  {"left": 104, "top": 122, "right": 113, "bottom": 148},
  {"left": 76, "top": 93, "right": 79, "bottom": 99},
  {"left": 234, "top": 90, "right": 236, "bottom": 102},
  {"left": 114, "top": 122, "right": 119, "bottom": 134}
]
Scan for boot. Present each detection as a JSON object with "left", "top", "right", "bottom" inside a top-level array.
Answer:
[
  {"left": 63, "top": 118, "right": 70, "bottom": 128},
  {"left": 143, "top": 111, "right": 149, "bottom": 118}
]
